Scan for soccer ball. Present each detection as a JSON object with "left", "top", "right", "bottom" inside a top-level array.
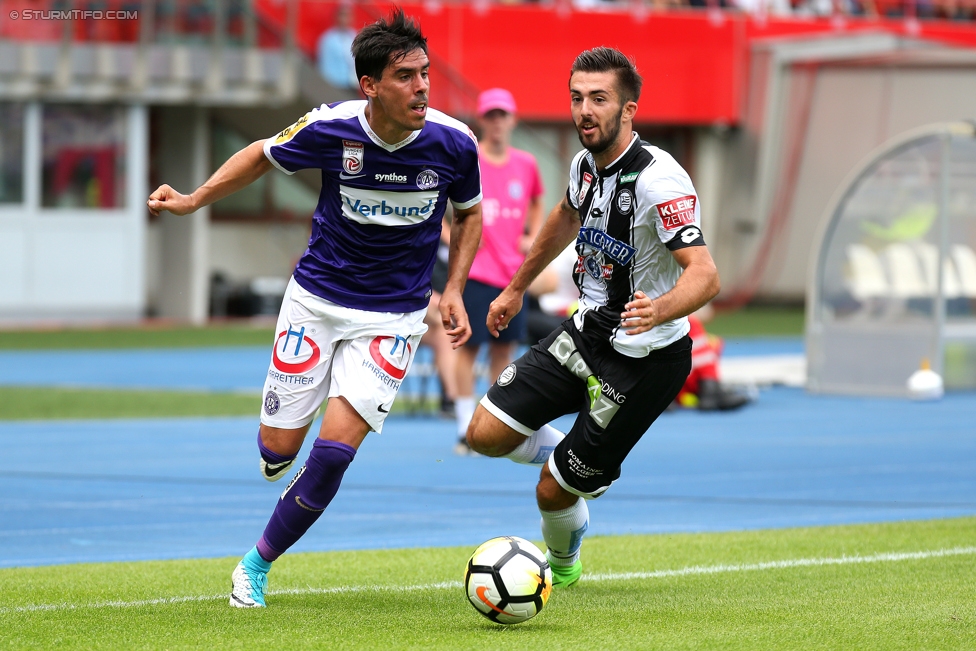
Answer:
[{"left": 464, "top": 536, "right": 553, "bottom": 625}]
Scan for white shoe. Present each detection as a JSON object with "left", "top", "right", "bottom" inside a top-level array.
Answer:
[
  {"left": 260, "top": 457, "right": 294, "bottom": 482},
  {"left": 230, "top": 560, "right": 268, "bottom": 608}
]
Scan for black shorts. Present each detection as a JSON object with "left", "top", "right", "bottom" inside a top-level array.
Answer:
[
  {"left": 431, "top": 257, "right": 449, "bottom": 295},
  {"left": 483, "top": 319, "right": 691, "bottom": 498},
  {"left": 463, "top": 278, "right": 528, "bottom": 347}
]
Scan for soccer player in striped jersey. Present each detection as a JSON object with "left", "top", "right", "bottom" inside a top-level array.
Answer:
[{"left": 465, "top": 47, "right": 721, "bottom": 588}]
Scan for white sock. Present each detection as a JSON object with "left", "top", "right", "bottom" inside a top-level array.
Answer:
[
  {"left": 455, "top": 396, "right": 475, "bottom": 438},
  {"left": 503, "top": 424, "right": 565, "bottom": 466},
  {"left": 540, "top": 498, "right": 589, "bottom": 567}
]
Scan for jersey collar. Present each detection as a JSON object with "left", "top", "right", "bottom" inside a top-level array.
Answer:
[
  {"left": 595, "top": 132, "right": 640, "bottom": 178},
  {"left": 357, "top": 103, "right": 422, "bottom": 152}
]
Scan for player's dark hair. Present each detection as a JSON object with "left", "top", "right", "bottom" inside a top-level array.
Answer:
[
  {"left": 351, "top": 7, "right": 428, "bottom": 82},
  {"left": 570, "top": 47, "right": 642, "bottom": 103}
]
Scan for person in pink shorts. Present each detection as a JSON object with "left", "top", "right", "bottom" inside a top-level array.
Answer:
[{"left": 454, "top": 88, "right": 544, "bottom": 454}]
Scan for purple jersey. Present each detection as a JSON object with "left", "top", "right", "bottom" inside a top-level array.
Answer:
[{"left": 263, "top": 100, "right": 482, "bottom": 312}]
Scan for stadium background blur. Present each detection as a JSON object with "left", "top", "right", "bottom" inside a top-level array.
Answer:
[
  {"left": 2, "top": 5, "right": 976, "bottom": 639},
  {"left": 0, "top": 0, "right": 974, "bottom": 325}
]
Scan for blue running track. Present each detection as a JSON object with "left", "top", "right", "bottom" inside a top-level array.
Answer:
[
  {"left": 1, "top": 363, "right": 974, "bottom": 567},
  {"left": 0, "top": 337, "right": 802, "bottom": 394}
]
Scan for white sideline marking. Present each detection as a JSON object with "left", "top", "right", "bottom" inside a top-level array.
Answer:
[{"left": 3, "top": 547, "right": 975, "bottom": 615}]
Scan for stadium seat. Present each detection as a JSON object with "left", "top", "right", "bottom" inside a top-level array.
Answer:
[
  {"left": 845, "top": 244, "right": 889, "bottom": 301},
  {"left": 881, "top": 242, "right": 930, "bottom": 299},
  {"left": 952, "top": 244, "right": 976, "bottom": 298},
  {"left": 912, "top": 242, "right": 963, "bottom": 299}
]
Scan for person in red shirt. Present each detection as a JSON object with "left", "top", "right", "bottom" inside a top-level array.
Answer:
[{"left": 674, "top": 314, "right": 752, "bottom": 411}]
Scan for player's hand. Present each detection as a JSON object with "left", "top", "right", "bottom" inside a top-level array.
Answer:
[
  {"left": 621, "top": 290, "right": 658, "bottom": 335},
  {"left": 147, "top": 184, "right": 195, "bottom": 217},
  {"left": 439, "top": 287, "right": 471, "bottom": 349},
  {"left": 487, "top": 287, "right": 523, "bottom": 338}
]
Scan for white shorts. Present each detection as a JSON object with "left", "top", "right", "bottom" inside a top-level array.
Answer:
[{"left": 260, "top": 277, "right": 428, "bottom": 433}]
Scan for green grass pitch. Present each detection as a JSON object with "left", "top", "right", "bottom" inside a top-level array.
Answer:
[
  {"left": 0, "top": 306, "right": 804, "bottom": 352},
  {"left": 2, "top": 518, "right": 974, "bottom": 650}
]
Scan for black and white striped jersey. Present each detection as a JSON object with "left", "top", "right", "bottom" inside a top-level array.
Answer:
[{"left": 565, "top": 133, "right": 706, "bottom": 358}]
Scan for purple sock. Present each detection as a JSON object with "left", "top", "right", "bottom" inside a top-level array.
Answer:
[
  {"left": 256, "top": 438, "right": 356, "bottom": 561},
  {"left": 257, "top": 430, "right": 296, "bottom": 465}
]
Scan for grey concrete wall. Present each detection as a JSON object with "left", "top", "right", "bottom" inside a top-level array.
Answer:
[{"left": 153, "top": 106, "right": 210, "bottom": 323}]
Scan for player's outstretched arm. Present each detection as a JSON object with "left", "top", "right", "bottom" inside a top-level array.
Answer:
[
  {"left": 441, "top": 202, "right": 483, "bottom": 349},
  {"left": 147, "top": 140, "right": 273, "bottom": 217},
  {"left": 487, "top": 196, "right": 580, "bottom": 337},
  {"left": 621, "top": 245, "right": 720, "bottom": 335}
]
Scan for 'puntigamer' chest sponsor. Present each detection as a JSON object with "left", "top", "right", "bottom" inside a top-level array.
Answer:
[
  {"left": 339, "top": 185, "right": 439, "bottom": 227},
  {"left": 576, "top": 227, "right": 637, "bottom": 266}
]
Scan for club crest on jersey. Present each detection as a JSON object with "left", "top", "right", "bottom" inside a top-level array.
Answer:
[
  {"left": 342, "top": 140, "right": 364, "bottom": 175},
  {"left": 417, "top": 169, "right": 439, "bottom": 190},
  {"left": 576, "top": 255, "right": 613, "bottom": 280},
  {"left": 576, "top": 227, "right": 636, "bottom": 266},
  {"left": 616, "top": 189, "right": 634, "bottom": 215},
  {"left": 577, "top": 172, "right": 593, "bottom": 205}
]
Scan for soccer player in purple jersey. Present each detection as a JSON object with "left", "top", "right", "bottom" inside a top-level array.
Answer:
[{"left": 147, "top": 9, "right": 483, "bottom": 608}]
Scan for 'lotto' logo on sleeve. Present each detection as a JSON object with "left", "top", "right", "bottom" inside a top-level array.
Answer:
[{"left": 656, "top": 195, "right": 697, "bottom": 230}]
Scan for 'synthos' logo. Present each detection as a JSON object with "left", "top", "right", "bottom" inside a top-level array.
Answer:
[
  {"left": 375, "top": 172, "right": 407, "bottom": 183},
  {"left": 417, "top": 169, "right": 439, "bottom": 190},
  {"left": 339, "top": 185, "right": 439, "bottom": 226},
  {"left": 576, "top": 227, "right": 636, "bottom": 266},
  {"left": 272, "top": 325, "right": 320, "bottom": 374},
  {"left": 342, "top": 140, "right": 364, "bottom": 175}
]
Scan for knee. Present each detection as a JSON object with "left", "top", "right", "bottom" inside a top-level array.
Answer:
[
  {"left": 536, "top": 468, "right": 578, "bottom": 511},
  {"left": 465, "top": 406, "right": 522, "bottom": 457}
]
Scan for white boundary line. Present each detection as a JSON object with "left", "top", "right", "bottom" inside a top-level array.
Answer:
[{"left": 3, "top": 546, "right": 975, "bottom": 615}]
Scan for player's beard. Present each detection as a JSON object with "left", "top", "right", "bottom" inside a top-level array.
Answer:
[{"left": 577, "top": 106, "right": 624, "bottom": 156}]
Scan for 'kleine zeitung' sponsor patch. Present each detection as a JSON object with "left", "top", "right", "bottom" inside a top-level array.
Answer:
[{"left": 656, "top": 195, "right": 696, "bottom": 231}]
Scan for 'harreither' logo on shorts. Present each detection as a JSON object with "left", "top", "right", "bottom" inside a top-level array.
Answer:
[
  {"left": 272, "top": 326, "right": 320, "bottom": 374},
  {"left": 364, "top": 335, "right": 412, "bottom": 385}
]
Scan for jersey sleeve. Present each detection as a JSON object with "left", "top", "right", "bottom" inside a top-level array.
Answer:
[
  {"left": 448, "top": 131, "right": 482, "bottom": 210},
  {"left": 564, "top": 150, "right": 588, "bottom": 211},
  {"left": 263, "top": 108, "right": 324, "bottom": 175},
  {"left": 640, "top": 170, "right": 706, "bottom": 251}
]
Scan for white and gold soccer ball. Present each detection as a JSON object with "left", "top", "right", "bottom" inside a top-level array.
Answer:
[{"left": 464, "top": 536, "right": 553, "bottom": 625}]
